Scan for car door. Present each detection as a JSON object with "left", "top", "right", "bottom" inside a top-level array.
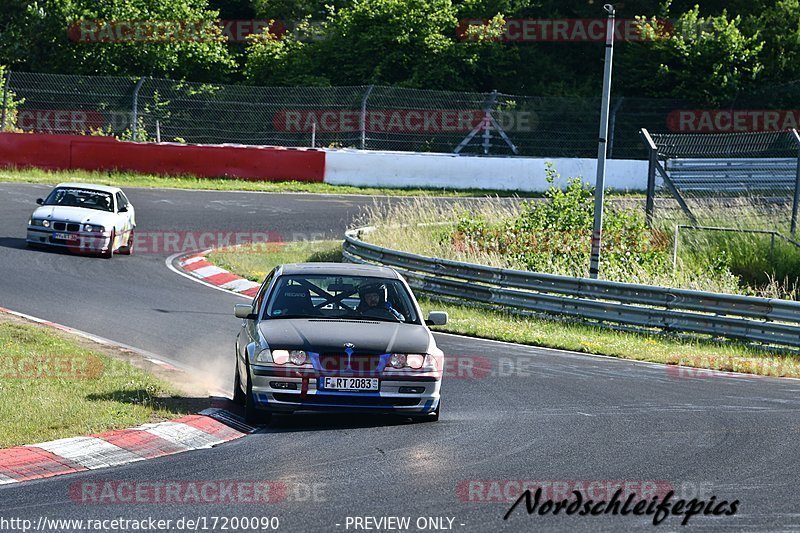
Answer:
[{"left": 115, "top": 192, "right": 134, "bottom": 242}]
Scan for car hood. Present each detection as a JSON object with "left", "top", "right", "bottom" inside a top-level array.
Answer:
[
  {"left": 258, "top": 319, "right": 431, "bottom": 354},
  {"left": 31, "top": 206, "right": 115, "bottom": 225}
]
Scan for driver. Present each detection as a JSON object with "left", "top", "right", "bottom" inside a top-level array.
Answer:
[{"left": 357, "top": 282, "right": 405, "bottom": 321}]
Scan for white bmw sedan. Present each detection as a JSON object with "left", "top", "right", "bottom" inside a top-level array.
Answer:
[{"left": 26, "top": 183, "right": 136, "bottom": 258}]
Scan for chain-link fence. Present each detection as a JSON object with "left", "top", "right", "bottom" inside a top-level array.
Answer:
[
  {"left": 0, "top": 70, "right": 722, "bottom": 159},
  {"left": 1, "top": 71, "right": 798, "bottom": 160},
  {"left": 639, "top": 129, "right": 800, "bottom": 293}
]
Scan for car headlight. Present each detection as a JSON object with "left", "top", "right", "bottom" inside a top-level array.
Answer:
[
  {"left": 42, "top": 220, "right": 50, "bottom": 228},
  {"left": 272, "top": 349, "right": 308, "bottom": 366},
  {"left": 83, "top": 224, "right": 105, "bottom": 233},
  {"left": 255, "top": 349, "right": 273, "bottom": 363},
  {"left": 389, "top": 353, "right": 432, "bottom": 370}
]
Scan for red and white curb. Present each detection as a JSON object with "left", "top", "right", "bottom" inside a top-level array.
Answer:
[
  {"left": 0, "top": 307, "right": 254, "bottom": 485},
  {"left": 0, "top": 410, "right": 255, "bottom": 485},
  {"left": 170, "top": 250, "right": 260, "bottom": 299}
]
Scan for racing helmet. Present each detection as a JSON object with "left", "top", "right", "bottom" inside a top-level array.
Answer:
[{"left": 358, "top": 282, "right": 387, "bottom": 304}]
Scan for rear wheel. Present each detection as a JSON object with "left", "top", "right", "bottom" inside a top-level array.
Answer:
[
  {"left": 119, "top": 230, "right": 134, "bottom": 255},
  {"left": 244, "top": 367, "right": 272, "bottom": 425}
]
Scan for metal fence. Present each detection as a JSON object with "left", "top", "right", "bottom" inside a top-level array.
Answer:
[
  {"left": 641, "top": 129, "right": 800, "bottom": 236},
  {"left": 343, "top": 227, "right": 800, "bottom": 349},
  {"left": 2, "top": 70, "right": 785, "bottom": 159}
]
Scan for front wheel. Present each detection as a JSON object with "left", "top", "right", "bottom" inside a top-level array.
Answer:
[
  {"left": 232, "top": 360, "right": 246, "bottom": 406},
  {"left": 119, "top": 230, "right": 134, "bottom": 255},
  {"left": 101, "top": 230, "right": 115, "bottom": 259},
  {"left": 244, "top": 368, "right": 272, "bottom": 425},
  {"left": 411, "top": 401, "right": 440, "bottom": 423}
]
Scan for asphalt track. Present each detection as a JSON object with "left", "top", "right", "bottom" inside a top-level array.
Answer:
[{"left": 1, "top": 183, "right": 800, "bottom": 532}]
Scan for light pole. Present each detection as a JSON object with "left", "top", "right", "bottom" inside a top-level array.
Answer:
[{"left": 588, "top": 4, "right": 616, "bottom": 279}]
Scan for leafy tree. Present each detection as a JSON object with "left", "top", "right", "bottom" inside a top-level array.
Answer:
[
  {"left": 615, "top": 7, "right": 763, "bottom": 105},
  {"left": 746, "top": 0, "right": 800, "bottom": 83},
  {"left": 0, "top": 0, "right": 236, "bottom": 81}
]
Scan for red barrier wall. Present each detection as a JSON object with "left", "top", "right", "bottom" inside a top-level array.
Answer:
[{"left": 0, "top": 133, "right": 325, "bottom": 182}]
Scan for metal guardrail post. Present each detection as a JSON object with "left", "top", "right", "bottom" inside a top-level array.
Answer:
[
  {"left": 360, "top": 85, "right": 374, "bottom": 150},
  {"left": 641, "top": 129, "right": 658, "bottom": 228},
  {"left": 791, "top": 129, "right": 800, "bottom": 235},
  {"left": 1, "top": 70, "right": 10, "bottom": 131},
  {"left": 131, "top": 77, "right": 146, "bottom": 141}
]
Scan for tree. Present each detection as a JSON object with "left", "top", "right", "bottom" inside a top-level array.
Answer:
[
  {"left": 615, "top": 7, "right": 763, "bottom": 105},
  {"left": 0, "top": 0, "right": 236, "bottom": 81}
]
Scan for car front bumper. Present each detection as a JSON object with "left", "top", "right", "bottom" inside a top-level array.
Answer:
[
  {"left": 27, "top": 227, "right": 112, "bottom": 252},
  {"left": 249, "top": 366, "right": 441, "bottom": 415}
]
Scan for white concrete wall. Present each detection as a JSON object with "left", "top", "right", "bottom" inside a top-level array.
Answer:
[{"left": 323, "top": 149, "right": 649, "bottom": 192}]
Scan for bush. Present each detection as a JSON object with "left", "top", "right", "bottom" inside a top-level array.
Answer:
[{"left": 451, "top": 164, "right": 671, "bottom": 279}]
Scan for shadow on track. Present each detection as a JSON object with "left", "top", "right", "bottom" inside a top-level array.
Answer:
[{"left": 0, "top": 237, "right": 32, "bottom": 251}]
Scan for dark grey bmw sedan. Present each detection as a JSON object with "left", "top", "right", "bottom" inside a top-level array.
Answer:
[{"left": 232, "top": 262, "right": 448, "bottom": 425}]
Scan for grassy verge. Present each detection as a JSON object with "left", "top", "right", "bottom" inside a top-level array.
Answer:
[
  {"left": 206, "top": 240, "right": 800, "bottom": 379},
  {"left": 0, "top": 314, "right": 200, "bottom": 448},
  {"left": 0, "top": 166, "right": 546, "bottom": 197}
]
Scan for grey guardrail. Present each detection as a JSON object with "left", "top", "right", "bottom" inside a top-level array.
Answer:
[{"left": 343, "top": 228, "right": 800, "bottom": 348}]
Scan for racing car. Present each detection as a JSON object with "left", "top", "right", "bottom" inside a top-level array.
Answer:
[
  {"left": 233, "top": 262, "right": 448, "bottom": 424},
  {"left": 27, "top": 183, "right": 136, "bottom": 258}
]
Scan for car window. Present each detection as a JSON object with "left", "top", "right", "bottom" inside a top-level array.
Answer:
[
  {"left": 44, "top": 188, "right": 114, "bottom": 212},
  {"left": 116, "top": 192, "right": 127, "bottom": 210},
  {"left": 254, "top": 268, "right": 277, "bottom": 315},
  {"left": 264, "top": 274, "right": 419, "bottom": 323}
]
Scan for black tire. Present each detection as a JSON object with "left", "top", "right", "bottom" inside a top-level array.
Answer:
[
  {"left": 244, "top": 367, "right": 272, "bottom": 425},
  {"left": 232, "top": 359, "right": 246, "bottom": 406},
  {"left": 412, "top": 401, "right": 440, "bottom": 423},
  {"left": 101, "top": 230, "right": 115, "bottom": 259},
  {"left": 119, "top": 230, "right": 134, "bottom": 255}
]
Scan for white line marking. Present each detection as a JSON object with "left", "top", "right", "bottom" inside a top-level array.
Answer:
[
  {"left": 180, "top": 256, "right": 206, "bottom": 266},
  {"left": 220, "top": 278, "right": 260, "bottom": 292},
  {"left": 31, "top": 437, "right": 143, "bottom": 469},
  {"left": 191, "top": 265, "right": 227, "bottom": 278},
  {"left": 138, "top": 421, "right": 225, "bottom": 449},
  {"left": 0, "top": 474, "right": 17, "bottom": 485}
]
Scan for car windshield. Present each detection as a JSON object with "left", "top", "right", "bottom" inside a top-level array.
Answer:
[
  {"left": 44, "top": 187, "right": 113, "bottom": 212},
  {"left": 264, "top": 274, "right": 419, "bottom": 324}
]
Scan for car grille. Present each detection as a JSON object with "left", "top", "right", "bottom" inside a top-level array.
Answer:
[
  {"left": 317, "top": 352, "right": 382, "bottom": 373},
  {"left": 52, "top": 222, "right": 80, "bottom": 232},
  {"left": 273, "top": 393, "right": 419, "bottom": 407}
]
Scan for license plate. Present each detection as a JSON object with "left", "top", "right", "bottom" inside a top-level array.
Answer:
[
  {"left": 53, "top": 233, "right": 78, "bottom": 241},
  {"left": 322, "top": 377, "right": 379, "bottom": 391}
]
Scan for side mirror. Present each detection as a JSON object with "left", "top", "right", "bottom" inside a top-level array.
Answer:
[
  {"left": 234, "top": 303, "right": 256, "bottom": 319},
  {"left": 118, "top": 206, "right": 128, "bottom": 213},
  {"left": 425, "top": 311, "right": 448, "bottom": 326},
  {"left": 36, "top": 198, "right": 43, "bottom": 205}
]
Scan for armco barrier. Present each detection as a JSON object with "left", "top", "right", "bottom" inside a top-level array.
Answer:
[
  {"left": 343, "top": 228, "right": 800, "bottom": 349},
  {"left": 0, "top": 133, "right": 325, "bottom": 182}
]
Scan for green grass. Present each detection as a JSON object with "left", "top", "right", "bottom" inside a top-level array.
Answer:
[
  {"left": 0, "top": 166, "right": 545, "bottom": 197},
  {"left": 0, "top": 317, "right": 191, "bottom": 448},
  {"left": 205, "top": 240, "right": 800, "bottom": 379}
]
